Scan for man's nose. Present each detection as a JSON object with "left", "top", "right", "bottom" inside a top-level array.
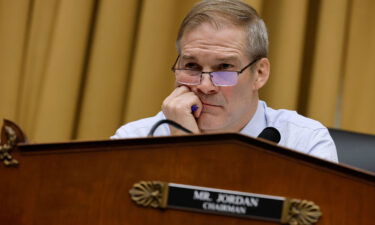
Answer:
[{"left": 195, "top": 73, "right": 219, "bottom": 94}]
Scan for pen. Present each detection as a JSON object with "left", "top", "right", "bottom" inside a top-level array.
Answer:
[{"left": 191, "top": 105, "right": 199, "bottom": 113}]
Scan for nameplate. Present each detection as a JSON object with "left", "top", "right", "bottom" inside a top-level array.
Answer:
[{"left": 129, "top": 181, "right": 322, "bottom": 225}]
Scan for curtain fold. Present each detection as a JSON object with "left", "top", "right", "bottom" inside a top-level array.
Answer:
[
  {"left": 260, "top": 0, "right": 309, "bottom": 110},
  {"left": 0, "top": 0, "right": 31, "bottom": 123},
  {"left": 18, "top": 0, "right": 95, "bottom": 142},
  {"left": 306, "top": 0, "right": 349, "bottom": 127},
  {"left": 341, "top": 0, "right": 375, "bottom": 134},
  {"left": 16, "top": 0, "right": 60, "bottom": 138},
  {"left": 32, "top": 0, "right": 96, "bottom": 142},
  {"left": 123, "top": 0, "right": 180, "bottom": 123},
  {"left": 76, "top": 0, "right": 140, "bottom": 140},
  {"left": 1, "top": 0, "right": 375, "bottom": 142}
]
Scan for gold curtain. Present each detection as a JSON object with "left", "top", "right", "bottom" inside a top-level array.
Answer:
[{"left": 1, "top": 0, "right": 375, "bottom": 142}]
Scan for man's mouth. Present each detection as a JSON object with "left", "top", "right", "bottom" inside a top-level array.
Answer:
[
  {"left": 202, "top": 102, "right": 220, "bottom": 107},
  {"left": 201, "top": 102, "right": 222, "bottom": 113}
]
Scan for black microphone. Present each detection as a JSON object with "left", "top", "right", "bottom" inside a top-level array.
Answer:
[{"left": 257, "top": 127, "right": 281, "bottom": 143}]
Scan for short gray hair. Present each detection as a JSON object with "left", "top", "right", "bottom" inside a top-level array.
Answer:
[{"left": 176, "top": 0, "right": 268, "bottom": 60}]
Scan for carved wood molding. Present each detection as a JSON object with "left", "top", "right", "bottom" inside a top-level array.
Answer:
[{"left": 0, "top": 119, "right": 27, "bottom": 167}]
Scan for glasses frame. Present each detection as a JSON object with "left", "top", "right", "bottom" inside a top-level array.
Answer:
[{"left": 171, "top": 55, "right": 260, "bottom": 86}]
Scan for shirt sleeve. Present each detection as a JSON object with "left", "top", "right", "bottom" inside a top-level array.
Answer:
[
  {"left": 305, "top": 128, "right": 338, "bottom": 162},
  {"left": 110, "top": 124, "right": 134, "bottom": 139},
  {"left": 110, "top": 111, "right": 170, "bottom": 139}
]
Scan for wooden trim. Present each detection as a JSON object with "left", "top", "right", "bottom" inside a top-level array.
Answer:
[{"left": 17, "top": 133, "right": 375, "bottom": 183}]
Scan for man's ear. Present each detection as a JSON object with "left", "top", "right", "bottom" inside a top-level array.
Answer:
[{"left": 253, "top": 58, "right": 270, "bottom": 90}]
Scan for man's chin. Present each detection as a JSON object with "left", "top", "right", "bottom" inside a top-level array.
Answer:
[{"left": 197, "top": 114, "right": 225, "bottom": 133}]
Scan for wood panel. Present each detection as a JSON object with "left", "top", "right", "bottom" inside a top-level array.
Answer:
[{"left": 0, "top": 133, "right": 374, "bottom": 225}]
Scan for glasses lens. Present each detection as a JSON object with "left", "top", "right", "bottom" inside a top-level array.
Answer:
[
  {"left": 211, "top": 71, "right": 237, "bottom": 86},
  {"left": 175, "top": 70, "right": 201, "bottom": 85}
]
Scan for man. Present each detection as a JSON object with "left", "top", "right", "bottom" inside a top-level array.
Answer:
[{"left": 112, "top": 0, "right": 338, "bottom": 162}]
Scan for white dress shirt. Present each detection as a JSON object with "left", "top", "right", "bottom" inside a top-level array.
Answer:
[{"left": 112, "top": 101, "right": 338, "bottom": 162}]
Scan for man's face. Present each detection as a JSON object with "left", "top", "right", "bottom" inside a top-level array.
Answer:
[{"left": 178, "top": 23, "right": 268, "bottom": 133}]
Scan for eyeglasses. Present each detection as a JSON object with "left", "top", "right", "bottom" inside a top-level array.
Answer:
[{"left": 171, "top": 56, "right": 260, "bottom": 86}]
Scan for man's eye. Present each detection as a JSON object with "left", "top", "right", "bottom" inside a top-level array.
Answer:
[
  {"left": 184, "top": 63, "right": 200, "bottom": 70},
  {"left": 218, "top": 63, "right": 233, "bottom": 70}
]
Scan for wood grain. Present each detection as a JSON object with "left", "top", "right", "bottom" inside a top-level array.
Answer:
[{"left": 0, "top": 133, "right": 374, "bottom": 225}]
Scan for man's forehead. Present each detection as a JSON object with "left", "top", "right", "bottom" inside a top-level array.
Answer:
[
  {"left": 182, "top": 23, "right": 246, "bottom": 42},
  {"left": 179, "top": 23, "right": 248, "bottom": 60},
  {"left": 181, "top": 54, "right": 241, "bottom": 62}
]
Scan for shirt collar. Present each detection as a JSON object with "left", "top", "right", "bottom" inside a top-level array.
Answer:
[{"left": 240, "top": 101, "right": 267, "bottom": 138}]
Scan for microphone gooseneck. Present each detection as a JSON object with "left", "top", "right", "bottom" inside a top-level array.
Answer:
[{"left": 148, "top": 119, "right": 193, "bottom": 137}]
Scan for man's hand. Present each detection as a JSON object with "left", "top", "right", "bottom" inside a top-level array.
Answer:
[{"left": 162, "top": 86, "right": 202, "bottom": 135}]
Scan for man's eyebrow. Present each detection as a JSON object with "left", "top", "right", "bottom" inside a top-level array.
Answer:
[
  {"left": 181, "top": 55, "right": 240, "bottom": 62},
  {"left": 216, "top": 56, "right": 239, "bottom": 62},
  {"left": 181, "top": 55, "right": 196, "bottom": 60}
]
